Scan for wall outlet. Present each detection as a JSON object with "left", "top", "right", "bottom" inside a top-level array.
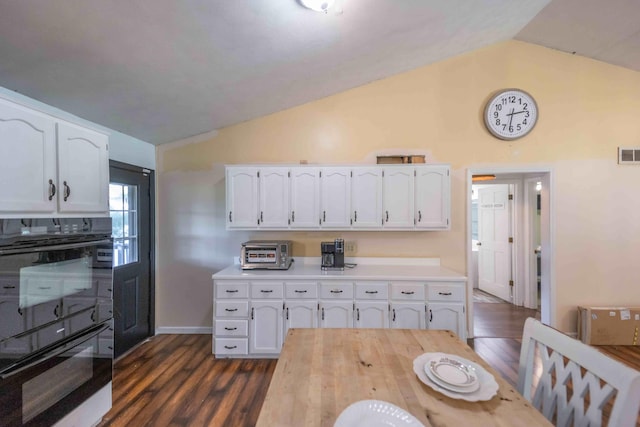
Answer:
[{"left": 345, "top": 242, "right": 357, "bottom": 253}]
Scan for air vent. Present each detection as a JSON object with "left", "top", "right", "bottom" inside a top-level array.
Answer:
[{"left": 618, "top": 147, "right": 640, "bottom": 164}]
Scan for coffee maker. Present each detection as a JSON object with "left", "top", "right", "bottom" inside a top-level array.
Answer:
[{"left": 321, "top": 238, "right": 345, "bottom": 271}]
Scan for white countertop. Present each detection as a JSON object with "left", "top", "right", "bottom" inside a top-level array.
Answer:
[{"left": 212, "top": 257, "right": 466, "bottom": 282}]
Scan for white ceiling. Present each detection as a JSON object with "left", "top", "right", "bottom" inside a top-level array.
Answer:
[{"left": 0, "top": 0, "right": 637, "bottom": 145}]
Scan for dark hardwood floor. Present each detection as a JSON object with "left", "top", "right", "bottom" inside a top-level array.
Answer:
[{"left": 98, "top": 303, "right": 640, "bottom": 427}]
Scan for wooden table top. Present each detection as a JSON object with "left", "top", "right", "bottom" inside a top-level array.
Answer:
[{"left": 256, "top": 328, "right": 551, "bottom": 427}]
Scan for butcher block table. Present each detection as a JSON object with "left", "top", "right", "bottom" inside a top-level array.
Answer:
[{"left": 256, "top": 328, "right": 551, "bottom": 427}]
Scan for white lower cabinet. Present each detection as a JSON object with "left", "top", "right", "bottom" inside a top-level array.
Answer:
[
  {"left": 390, "top": 302, "right": 425, "bottom": 329},
  {"left": 319, "top": 301, "right": 354, "bottom": 328},
  {"left": 427, "top": 303, "right": 465, "bottom": 338},
  {"left": 250, "top": 301, "right": 284, "bottom": 354},
  {"left": 213, "top": 276, "right": 466, "bottom": 358}
]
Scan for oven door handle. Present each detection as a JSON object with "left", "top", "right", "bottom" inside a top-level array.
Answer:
[
  {"left": 0, "top": 239, "right": 113, "bottom": 255},
  {"left": 0, "top": 322, "right": 110, "bottom": 379}
]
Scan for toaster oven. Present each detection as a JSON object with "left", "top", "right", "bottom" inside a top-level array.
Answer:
[{"left": 240, "top": 240, "right": 293, "bottom": 270}]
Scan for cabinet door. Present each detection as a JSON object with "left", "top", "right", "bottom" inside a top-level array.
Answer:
[
  {"left": 57, "top": 121, "right": 109, "bottom": 213},
  {"left": 290, "top": 168, "right": 320, "bottom": 228},
  {"left": 0, "top": 98, "right": 57, "bottom": 213},
  {"left": 427, "top": 302, "right": 465, "bottom": 339},
  {"left": 351, "top": 167, "right": 382, "bottom": 228},
  {"left": 284, "top": 301, "right": 318, "bottom": 336},
  {"left": 319, "top": 301, "right": 353, "bottom": 328},
  {"left": 249, "top": 301, "right": 283, "bottom": 354},
  {"left": 259, "top": 167, "right": 290, "bottom": 228},
  {"left": 226, "top": 167, "right": 259, "bottom": 228},
  {"left": 390, "top": 302, "right": 425, "bottom": 329},
  {"left": 415, "top": 166, "right": 450, "bottom": 229},
  {"left": 355, "top": 301, "right": 389, "bottom": 328},
  {"left": 320, "top": 168, "right": 351, "bottom": 228},
  {"left": 382, "top": 167, "right": 414, "bottom": 228}
]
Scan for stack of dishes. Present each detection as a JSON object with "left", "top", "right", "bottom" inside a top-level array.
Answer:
[{"left": 412, "top": 352, "right": 499, "bottom": 402}]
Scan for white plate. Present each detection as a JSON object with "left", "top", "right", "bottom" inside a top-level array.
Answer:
[
  {"left": 334, "top": 400, "right": 425, "bottom": 427},
  {"left": 424, "top": 365, "right": 480, "bottom": 394},
  {"left": 427, "top": 355, "right": 478, "bottom": 388},
  {"left": 412, "top": 352, "right": 499, "bottom": 402}
]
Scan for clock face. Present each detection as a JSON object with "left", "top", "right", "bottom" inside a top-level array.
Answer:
[{"left": 484, "top": 89, "right": 538, "bottom": 140}]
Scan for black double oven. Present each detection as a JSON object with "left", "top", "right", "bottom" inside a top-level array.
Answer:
[{"left": 0, "top": 217, "right": 114, "bottom": 426}]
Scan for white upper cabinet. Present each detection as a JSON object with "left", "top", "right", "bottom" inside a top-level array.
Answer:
[
  {"left": 415, "top": 165, "right": 450, "bottom": 229},
  {"left": 351, "top": 167, "right": 383, "bottom": 228},
  {"left": 259, "top": 167, "right": 290, "bottom": 228},
  {"left": 320, "top": 168, "right": 351, "bottom": 228},
  {"left": 290, "top": 168, "right": 320, "bottom": 228},
  {"left": 0, "top": 97, "right": 109, "bottom": 217},
  {"left": 382, "top": 167, "right": 414, "bottom": 228},
  {"left": 224, "top": 164, "right": 450, "bottom": 231},
  {"left": 56, "top": 121, "right": 109, "bottom": 213},
  {"left": 226, "top": 167, "right": 259, "bottom": 228}
]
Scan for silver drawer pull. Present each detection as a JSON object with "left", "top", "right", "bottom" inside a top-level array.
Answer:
[
  {"left": 225, "top": 308, "right": 238, "bottom": 312},
  {"left": 225, "top": 289, "right": 239, "bottom": 293},
  {"left": 401, "top": 291, "right": 415, "bottom": 295},
  {"left": 224, "top": 345, "right": 237, "bottom": 349},
  {"left": 260, "top": 289, "right": 273, "bottom": 293},
  {"left": 330, "top": 289, "right": 343, "bottom": 294},
  {"left": 438, "top": 292, "right": 452, "bottom": 296},
  {"left": 365, "top": 290, "right": 378, "bottom": 294},
  {"left": 294, "top": 290, "right": 307, "bottom": 293},
  {"left": 224, "top": 327, "right": 237, "bottom": 331}
]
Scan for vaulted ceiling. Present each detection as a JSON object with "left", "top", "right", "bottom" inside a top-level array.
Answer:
[{"left": 0, "top": 0, "right": 638, "bottom": 145}]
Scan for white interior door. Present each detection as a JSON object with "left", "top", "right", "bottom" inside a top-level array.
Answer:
[{"left": 477, "top": 185, "right": 512, "bottom": 302}]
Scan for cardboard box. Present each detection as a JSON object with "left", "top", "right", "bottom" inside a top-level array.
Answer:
[{"left": 577, "top": 306, "right": 640, "bottom": 345}]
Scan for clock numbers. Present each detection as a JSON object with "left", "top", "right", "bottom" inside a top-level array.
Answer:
[{"left": 484, "top": 89, "right": 538, "bottom": 140}]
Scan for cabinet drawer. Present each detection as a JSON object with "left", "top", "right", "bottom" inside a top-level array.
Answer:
[
  {"left": 214, "top": 319, "right": 248, "bottom": 337},
  {"left": 215, "top": 301, "right": 249, "bottom": 318},
  {"left": 355, "top": 282, "right": 388, "bottom": 300},
  {"left": 391, "top": 283, "right": 425, "bottom": 300},
  {"left": 250, "top": 282, "right": 284, "bottom": 299},
  {"left": 319, "top": 282, "right": 353, "bottom": 299},
  {"left": 427, "top": 283, "right": 465, "bottom": 302},
  {"left": 214, "top": 338, "right": 248, "bottom": 356},
  {"left": 285, "top": 282, "right": 318, "bottom": 299},
  {"left": 216, "top": 281, "right": 249, "bottom": 299}
]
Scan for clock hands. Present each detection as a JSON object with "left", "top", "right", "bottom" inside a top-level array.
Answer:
[{"left": 507, "top": 108, "right": 514, "bottom": 130}]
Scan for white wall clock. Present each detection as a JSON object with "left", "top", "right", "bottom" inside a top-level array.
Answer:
[{"left": 484, "top": 89, "right": 538, "bottom": 140}]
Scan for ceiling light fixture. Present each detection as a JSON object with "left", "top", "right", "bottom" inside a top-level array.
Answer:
[
  {"left": 299, "top": 0, "right": 336, "bottom": 13},
  {"left": 472, "top": 174, "right": 496, "bottom": 182}
]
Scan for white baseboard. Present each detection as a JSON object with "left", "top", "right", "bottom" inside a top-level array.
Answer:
[{"left": 155, "top": 326, "right": 212, "bottom": 334}]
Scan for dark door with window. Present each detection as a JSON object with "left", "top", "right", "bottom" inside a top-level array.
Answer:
[{"left": 109, "top": 161, "right": 154, "bottom": 358}]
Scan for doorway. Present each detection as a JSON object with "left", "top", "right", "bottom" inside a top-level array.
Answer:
[
  {"left": 109, "top": 160, "right": 155, "bottom": 358},
  {"left": 466, "top": 168, "right": 553, "bottom": 339}
]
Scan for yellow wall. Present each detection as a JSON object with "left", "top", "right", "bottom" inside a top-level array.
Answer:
[{"left": 157, "top": 40, "right": 640, "bottom": 333}]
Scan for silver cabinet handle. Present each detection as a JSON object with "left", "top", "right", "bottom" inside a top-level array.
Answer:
[
  {"left": 225, "top": 289, "right": 239, "bottom": 293},
  {"left": 63, "top": 181, "right": 71, "bottom": 201},
  {"left": 225, "top": 308, "right": 238, "bottom": 312},
  {"left": 354, "top": 211, "right": 357, "bottom": 222},
  {"left": 260, "top": 289, "right": 273, "bottom": 293},
  {"left": 401, "top": 291, "right": 415, "bottom": 295},
  {"left": 323, "top": 211, "right": 326, "bottom": 222},
  {"left": 224, "top": 327, "right": 237, "bottom": 331},
  {"left": 48, "top": 179, "right": 56, "bottom": 201},
  {"left": 356, "top": 308, "right": 360, "bottom": 321},
  {"left": 224, "top": 345, "right": 237, "bottom": 349},
  {"left": 330, "top": 289, "right": 343, "bottom": 294},
  {"left": 251, "top": 307, "right": 255, "bottom": 320},
  {"left": 286, "top": 307, "right": 289, "bottom": 320},
  {"left": 291, "top": 211, "right": 295, "bottom": 222},
  {"left": 294, "top": 290, "right": 307, "bottom": 293},
  {"left": 365, "top": 290, "right": 378, "bottom": 294},
  {"left": 392, "top": 308, "right": 396, "bottom": 322},
  {"left": 429, "top": 309, "right": 433, "bottom": 322},
  {"left": 385, "top": 211, "right": 389, "bottom": 222},
  {"left": 260, "top": 211, "right": 263, "bottom": 222},
  {"left": 438, "top": 292, "right": 452, "bottom": 296},
  {"left": 418, "top": 210, "right": 422, "bottom": 222},
  {"left": 229, "top": 211, "right": 232, "bottom": 222},
  {"left": 321, "top": 307, "right": 325, "bottom": 320}
]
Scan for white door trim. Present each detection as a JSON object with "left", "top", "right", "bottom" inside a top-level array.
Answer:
[{"left": 466, "top": 166, "right": 555, "bottom": 338}]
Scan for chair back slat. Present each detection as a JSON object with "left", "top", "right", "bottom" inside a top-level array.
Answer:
[{"left": 517, "top": 318, "right": 640, "bottom": 426}]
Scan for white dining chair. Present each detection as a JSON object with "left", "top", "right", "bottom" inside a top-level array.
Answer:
[{"left": 517, "top": 317, "right": 640, "bottom": 427}]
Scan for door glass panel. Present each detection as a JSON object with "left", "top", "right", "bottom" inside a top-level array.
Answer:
[{"left": 109, "top": 183, "right": 138, "bottom": 267}]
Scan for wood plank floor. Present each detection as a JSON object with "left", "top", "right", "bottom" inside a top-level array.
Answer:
[{"left": 99, "top": 304, "right": 640, "bottom": 427}]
